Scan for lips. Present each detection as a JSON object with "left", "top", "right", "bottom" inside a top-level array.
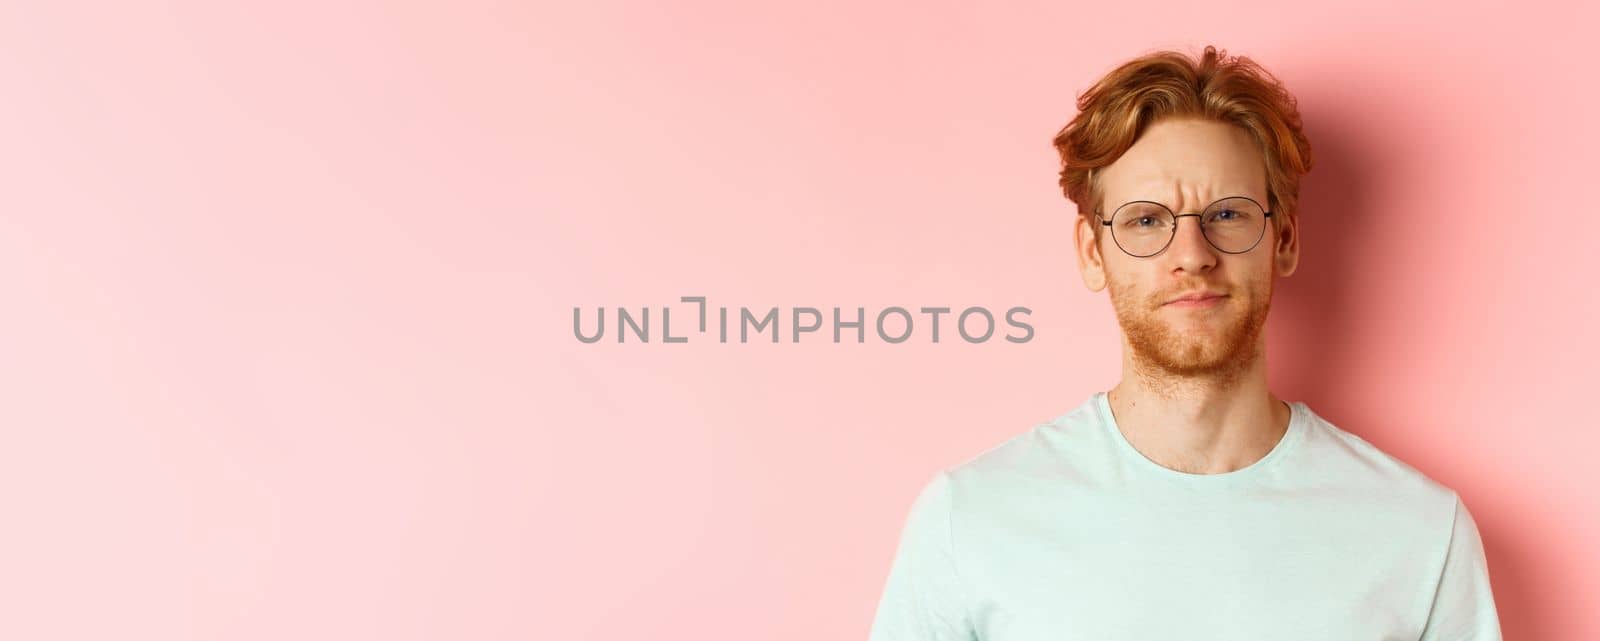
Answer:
[{"left": 1164, "top": 291, "right": 1227, "bottom": 305}]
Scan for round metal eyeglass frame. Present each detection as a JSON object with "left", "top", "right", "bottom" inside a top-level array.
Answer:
[{"left": 1094, "top": 195, "right": 1274, "bottom": 258}]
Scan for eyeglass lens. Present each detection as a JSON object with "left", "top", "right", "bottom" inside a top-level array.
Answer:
[{"left": 1108, "top": 197, "right": 1267, "bottom": 257}]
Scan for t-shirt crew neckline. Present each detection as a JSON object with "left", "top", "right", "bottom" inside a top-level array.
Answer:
[{"left": 1094, "top": 390, "right": 1308, "bottom": 484}]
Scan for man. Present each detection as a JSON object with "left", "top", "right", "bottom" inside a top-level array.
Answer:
[{"left": 867, "top": 45, "right": 1502, "bottom": 640}]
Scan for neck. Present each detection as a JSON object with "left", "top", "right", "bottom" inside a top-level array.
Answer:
[{"left": 1106, "top": 338, "right": 1291, "bottom": 475}]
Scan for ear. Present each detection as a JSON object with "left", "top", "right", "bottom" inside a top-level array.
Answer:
[
  {"left": 1075, "top": 213, "right": 1108, "bottom": 291},
  {"left": 1273, "top": 212, "right": 1299, "bottom": 277}
]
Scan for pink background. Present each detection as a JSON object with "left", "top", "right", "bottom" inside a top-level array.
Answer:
[{"left": 1, "top": 1, "right": 1594, "bottom": 639}]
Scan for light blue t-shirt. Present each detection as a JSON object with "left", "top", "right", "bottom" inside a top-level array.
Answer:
[{"left": 868, "top": 392, "right": 1502, "bottom": 640}]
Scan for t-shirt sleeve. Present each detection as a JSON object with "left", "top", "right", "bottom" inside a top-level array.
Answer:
[
  {"left": 1418, "top": 494, "right": 1503, "bottom": 641},
  {"left": 868, "top": 471, "right": 978, "bottom": 641}
]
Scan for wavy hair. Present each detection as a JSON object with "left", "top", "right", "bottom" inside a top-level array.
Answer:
[{"left": 1052, "top": 45, "right": 1313, "bottom": 238}]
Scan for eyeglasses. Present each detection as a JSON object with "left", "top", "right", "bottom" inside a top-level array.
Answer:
[{"left": 1094, "top": 196, "right": 1273, "bottom": 258}]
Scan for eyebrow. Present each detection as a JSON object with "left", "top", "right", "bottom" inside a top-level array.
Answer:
[{"left": 1116, "top": 193, "right": 1262, "bottom": 211}]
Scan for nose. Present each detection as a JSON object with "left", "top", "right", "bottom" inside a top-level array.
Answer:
[{"left": 1165, "top": 213, "right": 1218, "bottom": 273}]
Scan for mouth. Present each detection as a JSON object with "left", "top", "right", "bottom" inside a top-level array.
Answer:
[{"left": 1163, "top": 294, "right": 1227, "bottom": 308}]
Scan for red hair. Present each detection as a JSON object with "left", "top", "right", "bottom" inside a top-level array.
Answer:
[{"left": 1052, "top": 45, "right": 1313, "bottom": 236}]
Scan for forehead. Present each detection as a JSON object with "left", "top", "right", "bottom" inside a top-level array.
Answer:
[{"left": 1100, "top": 117, "right": 1267, "bottom": 207}]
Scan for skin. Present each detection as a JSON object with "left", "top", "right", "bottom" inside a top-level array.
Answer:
[{"left": 1073, "top": 116, "right": 1301, "bottom": 474}]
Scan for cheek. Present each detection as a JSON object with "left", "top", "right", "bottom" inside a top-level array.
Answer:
[
  {"left": 1102, "top": 267, "right": 1130, "bottom": 295},
  {"left": 1104, "top": 271, "right": 1153, "bottom": 308},
  {"left": 1241, "top": 260, "right": 1277, "bottom": 294},
  {"left": 1220, "top": 255, "right": 1274, "bottom": 289}
]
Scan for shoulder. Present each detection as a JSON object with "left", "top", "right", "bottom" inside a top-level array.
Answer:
[
  {"left": 935, "top": 398, "right": 1108, "bottom": 504},
  {"left": 1293, "top": 403, "right": 1462, "bottom": 527}
]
